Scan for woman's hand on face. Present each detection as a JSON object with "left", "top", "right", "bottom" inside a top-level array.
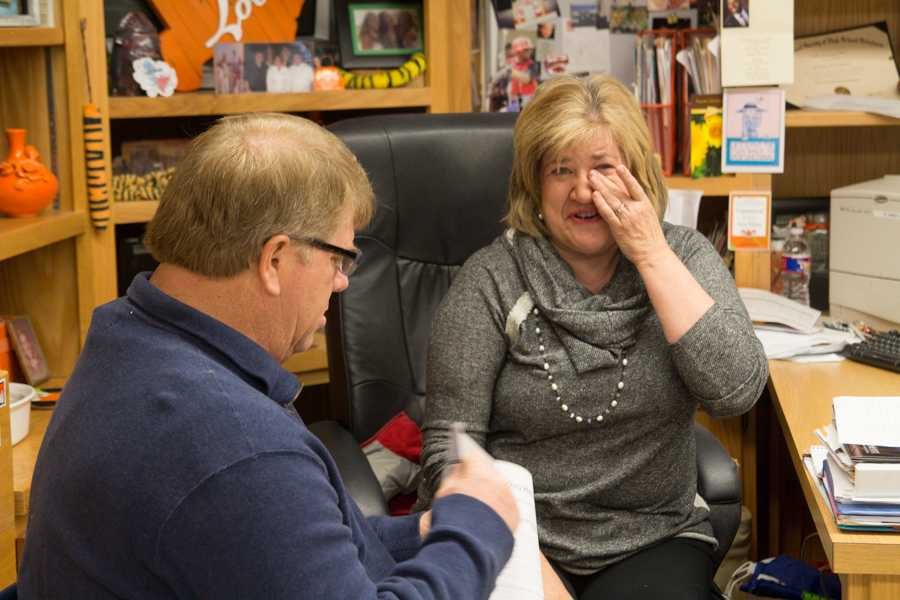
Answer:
[{"left": 589, "top": 165, "right": 670, "bottom": 269}]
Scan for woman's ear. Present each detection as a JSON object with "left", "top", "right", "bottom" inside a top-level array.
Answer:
[{"left": 257, "top": 234, "right": 292, "bottom": 296}]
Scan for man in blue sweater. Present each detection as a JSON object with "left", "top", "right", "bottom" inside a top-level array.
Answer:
[{"left": 19, "top": 113, "right": 517, "bottom": 598}]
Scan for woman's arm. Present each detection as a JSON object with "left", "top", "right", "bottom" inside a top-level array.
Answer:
[
  {"left": 417, "top": 256, "right": 510, "bottom": 506},
  {"left": 591, "top": 166, "right": 766, "bottom": 416},
  {"left": 664, "top": 230, "right": 768, "bottom": 417},
  {"left": 634, "top": 246, "right": 714, "bottom": 343},
  {"left": 590, "top": 166, "right": 712, "bottom": 343}
]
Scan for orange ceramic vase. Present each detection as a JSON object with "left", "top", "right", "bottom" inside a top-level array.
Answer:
[{"left": 0, "top": 128, "right": 59, "bottom": 218}]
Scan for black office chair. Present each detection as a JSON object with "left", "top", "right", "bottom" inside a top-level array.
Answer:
[{"left": 313, "top": 113, "right": 741, "bottom": 569}]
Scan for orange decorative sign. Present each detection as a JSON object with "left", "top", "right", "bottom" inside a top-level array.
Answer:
[{"left": 149, "top": 0, "right": 305, "bottom": 92}]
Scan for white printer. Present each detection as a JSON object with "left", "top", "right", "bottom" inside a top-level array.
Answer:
[{"left": 830, "top": 175, "right": 900, "bottom": 329}]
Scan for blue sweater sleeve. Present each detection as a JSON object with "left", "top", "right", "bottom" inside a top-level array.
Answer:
[
  {"left": 155, "top": 451, "right": 513, "bottom": 599},
  {"left": 367, "top": 513, "right": 423, "bottom": 562}
]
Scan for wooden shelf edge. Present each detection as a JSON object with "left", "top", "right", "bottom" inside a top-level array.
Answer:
[
  {"left": 109, "top": 87, "right": 434, "bottom": 119},
  {"left": 0, "top": 25, "right": 64, "bottom": 47},
  {"left": 665, "top": 173, "right": 770, "bottom": 196},
  {"left": 112, "top": 200, "right": 159, "bottom": 224},
  {"left": 0, "top": 211, "right": 87, "bottom": 261},
  {"left": 786, "top": 110, "right": 900, "bottom": 128}
]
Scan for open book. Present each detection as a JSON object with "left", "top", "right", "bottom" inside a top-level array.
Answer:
[{"left": 451, "top": 426, "right": 544, "bottom": 600}]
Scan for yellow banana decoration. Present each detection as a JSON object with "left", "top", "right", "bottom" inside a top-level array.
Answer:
[{"left": 340, "top": 53, "right": 427, "bottom": 90}]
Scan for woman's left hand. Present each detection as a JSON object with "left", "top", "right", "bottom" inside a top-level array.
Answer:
[{"left": 589, "top": 165, "right": 670, "bottom": 269}]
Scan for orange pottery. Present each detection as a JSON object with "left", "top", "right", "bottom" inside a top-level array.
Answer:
[{"left": 0, "top": 128, "right": 59, "bottom": 218}]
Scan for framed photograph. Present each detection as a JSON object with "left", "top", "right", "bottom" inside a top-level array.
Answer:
[
  {"left": 0, "top": 0, "right": 40, "bottom": 26},
  {"left": 3, "top": 315, "right": 50, "bottom": 386},
  {"left": 336, "top": 0, "right": 423, "bottom": 69},
  {"left": 214, "top": 41, "right": 315, "bottom": 94}
]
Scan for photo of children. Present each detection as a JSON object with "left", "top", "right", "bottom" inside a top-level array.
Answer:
[{"left": 350, "top": 5, "right": 423, "bottom": 55}]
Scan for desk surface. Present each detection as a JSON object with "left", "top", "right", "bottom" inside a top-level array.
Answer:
[{"left": 768, "top": 359, "right": 900, "bottom": 576}]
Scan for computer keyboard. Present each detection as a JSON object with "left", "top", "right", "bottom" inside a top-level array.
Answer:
[{"left": 841, "top": 330, "right": 900, "bottom": 374}]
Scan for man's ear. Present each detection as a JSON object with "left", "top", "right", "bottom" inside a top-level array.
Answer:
[{"left": 257, "top": 234, "right": 293, "bottom": 296}]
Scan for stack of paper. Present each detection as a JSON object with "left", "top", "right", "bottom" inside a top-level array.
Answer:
[
  {"left": 805, "top": 396, "right": 900, "bottom": 532},
  {"left": 739, "top": 288, "right": 859, "bottom": 360}
]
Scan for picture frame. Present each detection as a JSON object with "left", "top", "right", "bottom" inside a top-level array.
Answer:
[
  {"left": 335, "top": 0, "right": 423, "bottom": 69},
  {"left": 3, "top": 315, "right": 50, "bottom": 386},
  {"left": 213, "top": 41, "right": 316, "bottom": 94},
  {"left": 0, "top": 0, "right": 40, "bottom": 27}
]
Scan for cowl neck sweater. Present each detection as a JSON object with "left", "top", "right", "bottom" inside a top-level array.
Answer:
[{"left": 504, "top": 231, "right": 650, "bottom": 373}]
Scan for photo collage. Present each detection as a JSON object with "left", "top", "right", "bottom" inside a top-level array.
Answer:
[{"left": 487, "top": 0, "right": 717, "bottom": 113}]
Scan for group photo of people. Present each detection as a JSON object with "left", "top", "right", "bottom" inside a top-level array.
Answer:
[{"left": 213, "top": 42, "right": 315, "bottom": 94}]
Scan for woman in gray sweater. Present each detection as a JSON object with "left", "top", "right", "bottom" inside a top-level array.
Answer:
[{"left": 418, "top": 75, "right": 767, "bottom": 599}]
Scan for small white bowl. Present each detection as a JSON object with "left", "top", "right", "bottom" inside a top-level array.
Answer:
[{"left": 9, "top": 383, "right": 35, "bottom": 446}]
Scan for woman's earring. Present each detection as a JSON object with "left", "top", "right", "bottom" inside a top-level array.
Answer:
[{"left": 538, "top": 212, "right": 544, "bottom": 221}]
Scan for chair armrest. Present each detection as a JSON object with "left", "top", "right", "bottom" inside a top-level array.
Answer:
[
  {"left": 694, "top": 423, "right": 741, "bottom": 505},
  {"left": 309, "top": 420, "right": 389, "bottom": 517},
  {"left": 694, "top": 423, "right": 742, "bottom": 569}
]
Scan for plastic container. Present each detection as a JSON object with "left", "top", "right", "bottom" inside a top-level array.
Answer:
[
  {"left": 10, "top": 382, "right": 35, "bottom": 446},
  {"left": 777, "top": 225, "right": 812, "bottom": 306}
]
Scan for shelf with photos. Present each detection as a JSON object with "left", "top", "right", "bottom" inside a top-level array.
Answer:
[
  {"left": 108, "top": 87, "right": 434, "bottom": 119},
  {"left": 111, "top": 173, "right": 771, "bottom": 226},
  {"left": 0, "top": 25, "right": 63, "bottom": 47},
  {"left": 0, "top": 211, "right": 87, "bottom": 261}
]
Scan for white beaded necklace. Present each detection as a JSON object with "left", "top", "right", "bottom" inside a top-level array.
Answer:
[{"left": 530, "top": 307, "right": 627, "bottom": 424}]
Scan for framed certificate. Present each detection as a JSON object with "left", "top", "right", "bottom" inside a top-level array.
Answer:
[{"left": 728, "top": 191, "right": 771, "bottom": 251}]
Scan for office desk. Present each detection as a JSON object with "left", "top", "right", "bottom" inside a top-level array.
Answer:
[{"left": 768, "top": 359, "right": 900, "bottom": 600}]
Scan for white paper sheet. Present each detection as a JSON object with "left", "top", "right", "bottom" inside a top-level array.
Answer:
[
  {"left": 664, "top": 188, "right": 703, "bottom": 229},
  {"left": 754, "top": 328, "right": 856, "bottom": 359},
  {"left": 720, "top": 0, "right": 793, "bottom": 87},
  {"left": 451, "top": 427, "right": 544, "bottom": 600},
  {"left": 833, "top": 396, "right": 900, "bottom": 448},
  {"left": 490, "top": 461, "right": 544, "bottom": 600},
  {"left": 739, "top": 287, "right": 821, "bottom": 333}
]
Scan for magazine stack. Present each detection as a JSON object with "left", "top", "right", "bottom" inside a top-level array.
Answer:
[{"left": 804, "top": 396, "right": 900, "bottom": 532}]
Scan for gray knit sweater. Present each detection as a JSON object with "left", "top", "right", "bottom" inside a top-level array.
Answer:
[{"left": 418, "top": 223, "right": 767, "bottom": 575}]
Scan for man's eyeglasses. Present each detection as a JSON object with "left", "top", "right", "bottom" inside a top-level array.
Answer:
[{"left": 292, "top": 237, "right": 361, "bottom": 277}]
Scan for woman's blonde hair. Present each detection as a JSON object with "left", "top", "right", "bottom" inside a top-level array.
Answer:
[
  {"left": 505, "top": 75, "right": 668, "bottom": 237},
  {"left": 145, "top": 113, "right": 374, "bottom": 277}
]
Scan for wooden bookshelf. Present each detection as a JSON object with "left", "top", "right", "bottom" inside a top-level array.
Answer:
[
  {"left": 111, "top": 173, "right": 773, "bottom": 225},
  {"left": 282, "top": 332, "right": 329, "bottom": 387},
  {"left": 0, "top": 211, "right": 86, "bottom": 261},
  {"left": 112, "top": 200, "right": 158, "bottom": 225},
  {"left": 108, "top": 88, "right": 434, "bottom": 119},
  {"left": 665, "top": 173, "right": 772, "bottom": 197},
  {"left": 785, "top": 110, "right": 900, "bottom": 128},
  {"left": 0, "top": 26, "right": 64, "bottom": 47}
]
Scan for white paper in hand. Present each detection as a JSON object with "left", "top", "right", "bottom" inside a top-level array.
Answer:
[{"left": 449, "top": 423, "right": 544, "bottom": 600}]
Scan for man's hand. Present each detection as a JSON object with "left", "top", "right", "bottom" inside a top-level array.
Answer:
[
  {"left": 433, "top": 448, "right": 519, "bottom": 535},
  {"left": 418, "top": 510, "right": 431, "bottom": 539}
]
